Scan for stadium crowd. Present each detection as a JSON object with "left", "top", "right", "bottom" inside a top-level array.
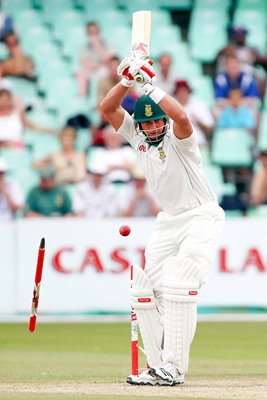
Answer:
[{"left": 0, "top": 1, "right": 267, "bottom": 220}]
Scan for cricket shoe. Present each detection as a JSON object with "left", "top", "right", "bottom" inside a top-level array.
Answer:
[
  {"left": 148, "top": 362, "right": 185, "bottom": 385},
  {"left": 127, "top": 369, "right": 174, "bottom": 386}
]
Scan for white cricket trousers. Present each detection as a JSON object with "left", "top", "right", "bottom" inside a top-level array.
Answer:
[{"left": 144, "top": 201, "right": 225, "bottom": 302}]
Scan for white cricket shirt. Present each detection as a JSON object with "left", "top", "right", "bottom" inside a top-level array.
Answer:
[{"left": 117, "top": 112, "right": 216, "bottom": 215}]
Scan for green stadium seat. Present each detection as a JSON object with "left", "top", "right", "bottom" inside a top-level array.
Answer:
[
  {"left": 58, "top": 96, "right": 89, "bottom": 126},
  {"left": 31, "top": 134, "right": 61, "bottom": 160},
  {"left": 45, "top": 78, "right": 78, "bottom": 111},
  {"left": 41, "top": 0, "right": 74, "bottom": 24},
  {"left": 61, "top": 26, "right": 87, "bottom": 60},
  {"left": 37, "top": 59, "right": 73, "bottom": 94},
  {"left": 0, "top": 43, "right": 8, "bottom": 59},
  {"left": 236, "top": 0, "right": 267, "bottom": 10},
  {"left": 247, "top": 205, "right": 267, "bottom": 217},
  {"left": 211, "top": 128, "right": 254, "bottom": 167},
  {"left": 0, "top": 148, "right": 32, "bottom": 173},
  {"left": 13, "top": 9, "right": 43, "bottom": 34},
  {"left": 76, "top": 128, "right": 92, "bottom": 151},
  {"left": 14, "top": 168, "right": 39, "bottom": 197},
  {"left": 20, "top": 26, "right": 52, "bottom": 54},
  {"left": 6, "top": 77, "right": 37, "bottom": 102},
  {"left": 83, "top": 0, "right": 116, "bottom": 16},
  {"left": 190, "top": 76, "right": 215, "bottom": 107},
  {"left": 190, "top": 24, "right": 227, "bottom": 62},
  {"left": 195, "top": 0, "right": 231, "bottom": 10},
  {"left": 160, "top": 0, "right": 193, "bottom": 10},
  {"left": 151, "top": 25, "right": 182, "bottom": 48},
  {"left": 53, "top": 10, "right": 85, "bottom": 41},
  {"left": 150, "top": 10, "right": 173, "bottom": 27},
  {"left": 1, "top": 0, "right": 32, "bottom": 15},
  {"left": 125, "top": 0, "right": 161, "bottom": 14}
]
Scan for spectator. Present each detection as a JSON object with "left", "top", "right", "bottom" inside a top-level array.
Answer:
[
  {"left": 72, "top": 162, "right": 119, "bottom": 217},
  {"left": 154, "top": 53, "right": 179, "bottom": 95},
  {"left": 119, "top": 164, "right": 161, "bottom": 217},
  {"left": 93, "top": 56, "right": 138, "bottom": 146},
  {"left": 216, "top": 26, "right": 267, "bottom": 98},
  {"left": 25, "top": 166, "right": 72, "bottom": 217},
  {"left": 250, "top": 150, "right": 267, "bottom": 206},
  {"left": 32, "top": 126, "right": 87, "bottom": 184},
  {"left": 0, "top": 88, "right": 57, "bottom": 148},
  {"left": 214, "top": 55, "right": 260, "bottom": 110},
  {"left": 90, "top": 124, "right": 136, "bottom": 184},
  {"left": 0, "top": 31, "right": 36, "bottom": 81},
  {"left": 0, "top": 157, "right": 24, "bottom": 220},
  {"left": 173, "top": 79, "right": 214, "bottom": 148},
  {"left": 77, "top": 21, "right": 116, "bottom": 96},
  {"left": 216, "top": 88, "right": 256, "bottom": 133}
]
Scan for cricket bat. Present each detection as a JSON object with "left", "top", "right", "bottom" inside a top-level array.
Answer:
[
  {"left": 131, "top": 10, "right": 151, "bottom": 56},
  {"left": 29, "top": 238, "right": 45, "bottom": 332}
]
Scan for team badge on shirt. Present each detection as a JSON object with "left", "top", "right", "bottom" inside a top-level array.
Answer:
[
  {"left": 144, "top": 104, "right": 153, "bottom": 117},
  {"left": 158, "top": 146, "right": 166, "bottom": 163}
]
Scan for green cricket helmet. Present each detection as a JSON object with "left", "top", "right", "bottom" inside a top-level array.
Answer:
[
  {"left": 134, "top": 95, "right": 168, "bottom": 144},
  {"left": 134, "top": 95, "right": 166, "bottom": 122}
]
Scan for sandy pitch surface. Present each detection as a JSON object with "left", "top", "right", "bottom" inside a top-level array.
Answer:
[{"left": 1, "top": 377, "right": 267, "bottom": 399}]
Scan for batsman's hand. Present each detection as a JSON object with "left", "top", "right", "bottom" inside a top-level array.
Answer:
[
  {"left": 117, "top": 50, "right": 148, "bottom": 86},
  {"left": 130, "top": 59, "right": 155, "bottom": 85}
]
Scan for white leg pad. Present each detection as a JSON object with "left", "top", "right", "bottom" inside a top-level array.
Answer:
[
  {"left": 162, "top": 258, "right": 199, "bottom": 374},
  {"left": 131, "top": 264, "right": 163, "bottom": 367}
]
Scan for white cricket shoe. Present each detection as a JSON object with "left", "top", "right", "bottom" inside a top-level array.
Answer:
[
  {"left": 127, "top": 369, "right": 176, "bottom": 386},
  {"left": 148, "top": 362, "right": 185, "bottom": 385}
]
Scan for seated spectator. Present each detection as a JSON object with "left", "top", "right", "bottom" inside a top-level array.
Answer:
[
  {"left": 0, "top": 31, "right": 36, "bottom": 81},
  {"left": 173, "top": 79, "right": 214, "bottom": 148},
  {"left": 90, "top": 124, "right": 136, "bottom": 184},
  {"left": 216, "top": 88, "right": 256, "bottom": 134},
  {"left": 25, "top": 166, "right": 72, "bottom": 217},
  {"left": 93, "top": 56, "right": 138, "bottom": 146},
  {"left": 154, "top": 53, "right": 179, "bottom": 95},
  {"left": 250, "top": 150, "right": 267, "bottom": 206},
  {"left": 77, "top": 21, "right": 116, "bottom": 96},
  {"left": 119, "top": 164, "right": 161, "bottom": 217},
  {"left": 0, "top": 157, "right": 24, "bottom": 219},
  {"left": 214, "top": 55, "right": 260, "bottom": 110},
  {"left": 0, "top": 88, "right": 56, "bottom": 148},
  {"left": 32, "top": 126, "right": 87, "bottom": 184},
  {"left": 216, "top": 26, "right": 267, "bottom": 98},
  {"left": 72, "top": 162, "right": 119, "bottom": 217}
]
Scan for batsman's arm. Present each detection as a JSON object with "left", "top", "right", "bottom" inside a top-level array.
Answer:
[
  {"left": 100, "top": 83, "right": 129, "bottom": 131},
  {"left": 143, "top": 83, "right": 193, "bottom": 139}
]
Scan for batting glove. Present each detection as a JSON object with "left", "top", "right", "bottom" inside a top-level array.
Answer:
[
  {"left": 131, "top": 59, "right": 155, "bottom": 84},
  {"left": 117, "top": 50, "right": 147, "bottom": 77}
]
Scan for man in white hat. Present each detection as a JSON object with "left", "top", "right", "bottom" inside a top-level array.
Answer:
[{"left": 0, "top": 157, "right": 24, "bottom": 220}]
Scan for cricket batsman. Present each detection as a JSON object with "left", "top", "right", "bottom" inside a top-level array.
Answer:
[{"left": 100, "top": 50, "right": 225, "bottom": 386}]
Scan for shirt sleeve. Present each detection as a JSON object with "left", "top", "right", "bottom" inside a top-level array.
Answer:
[{"left": 117, "top": 111, "right": 136, "bottom": 146}]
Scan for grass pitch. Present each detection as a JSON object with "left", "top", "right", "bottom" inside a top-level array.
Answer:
[{"left": 0, "top": 321, "right": 266, "bottom": 399}]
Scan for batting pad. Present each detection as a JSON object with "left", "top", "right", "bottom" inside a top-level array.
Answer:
[
  {"left": 131, "top": 264, "right": 163, "bottom": 366},
  {"left": 162, "top": 258, "right": 199, "bottom": 374}
]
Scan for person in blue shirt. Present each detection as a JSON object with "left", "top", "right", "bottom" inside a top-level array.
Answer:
[
  {"left": 214, "top": 54, "right": 260, "bottom": 110},
  {"left": 216, "top": 88, "right": 256, "bottom": 132}
]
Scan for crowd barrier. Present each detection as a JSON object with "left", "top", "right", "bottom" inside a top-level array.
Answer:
[{"left": 0, "top": 217, "right": 266, "bottom": 315}]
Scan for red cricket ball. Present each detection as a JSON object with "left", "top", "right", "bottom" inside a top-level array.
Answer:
[{"left": 119, "top": 225, "right": 131, "bottom": 236}]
